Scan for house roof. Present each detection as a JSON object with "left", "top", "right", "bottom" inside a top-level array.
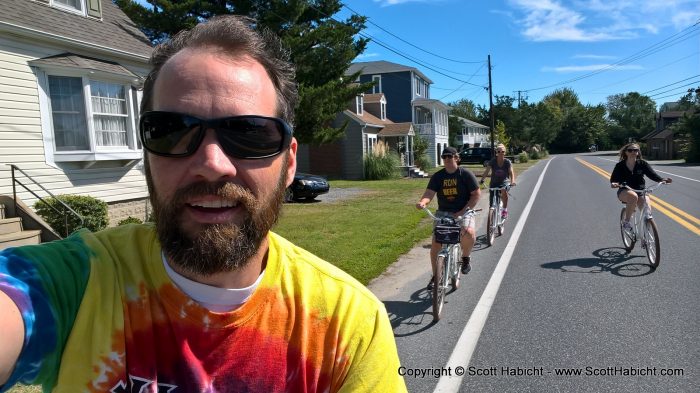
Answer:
[
  {"left": 0, "top": 0, "right": 152, "bottom": 60},
  {"left": 647, "top": 127, "right": 675, "bottom": 140},
  {"left": 456, "top": 116, "right": 488, "bottom": 129},
  {"left": 364, "top": 93, "right": 385, "bottom": 103},
  {"left": 378, "top": 122, "right": 413, "bottom": 137},
  {"left": 347, "top": 60, "right": 433, "bottom": 84},
  {"left": 341, "top": 109, "right": 414, "bottom": 137},
  {"left": 29, "top": 53, "right": 141, "bottom": 79},
  {"left": 413, "top": 98, "right": 450, "bottom": 110}
]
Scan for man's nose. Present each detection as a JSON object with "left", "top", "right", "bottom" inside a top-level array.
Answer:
[{"left": 188, "top": 128, "right": 238, "bottom": 181}]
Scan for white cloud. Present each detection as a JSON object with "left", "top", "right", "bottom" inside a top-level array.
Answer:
[
  {"left": 542, "top": 64, "right": 644, "bottom": 73},
  {"left": 573, "top": 54, "right": 617, "bottom": 60},
  {"left": 508, "top": 0, "right": 700, "bottom": 42}
]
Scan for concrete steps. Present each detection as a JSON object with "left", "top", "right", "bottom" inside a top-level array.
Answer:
[
  {"left": 0, "top": 205, "right": 42, "bottom": 250},
  {"left": 409, "top": 167, "right": 430, "bottom": 178}
]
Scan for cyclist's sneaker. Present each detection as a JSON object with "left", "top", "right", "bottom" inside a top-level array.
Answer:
[
  {"left": 501, "top": 209, "right": 508, "bottom": 219},
  {"left": 461, "top": 256, "right": 471, "bottom": 274},
  {"left": 427, "top": 276, "right": 434, "bottom": 291}
]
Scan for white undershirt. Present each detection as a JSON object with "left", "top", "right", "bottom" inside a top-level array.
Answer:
[{"left": 162, "top": 253, "right": 264, "bottom": 312}]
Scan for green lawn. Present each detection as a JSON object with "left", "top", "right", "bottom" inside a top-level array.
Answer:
[{"left": 5, "top": 159, "right": 540, "bottom": 392}]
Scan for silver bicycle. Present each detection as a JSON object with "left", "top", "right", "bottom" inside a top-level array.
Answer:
[
  {"left": 618, "top": 182, "right": 667, "bottom": 268},
  {"left": 486, "top": 184, "right": 514, "bottom": 246},
  {"left": 423, "top": 208, "right": 479, "bottom": 321}
]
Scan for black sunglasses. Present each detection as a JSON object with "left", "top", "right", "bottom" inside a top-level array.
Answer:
[
  {"left": 139, "top": 111, "right": 293, "bottom": 159},
  {"left": 441, "top": 155, "right": 456, "bottom": 159},
  {"left": 626, "top": 148, "right": 639, "bottom": 152}
]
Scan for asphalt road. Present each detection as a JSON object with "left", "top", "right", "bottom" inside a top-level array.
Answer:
[{"left": 368, "top": 152, "right": 699, "bottom": 393}]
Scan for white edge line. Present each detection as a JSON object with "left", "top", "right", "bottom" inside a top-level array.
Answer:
[
  {"left": 433, "top": 157, "right": 555, "bottom": 393},
  {"left": 598, "top": 157, "right": 700, "bottom": 183}
]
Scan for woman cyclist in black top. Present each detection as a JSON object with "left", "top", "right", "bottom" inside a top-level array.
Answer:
[{"left": 610, "top": 142, "right": 672, "bottom": 231}]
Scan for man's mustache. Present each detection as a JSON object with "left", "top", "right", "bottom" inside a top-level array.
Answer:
[{"left": 171, "top": 181, "right": 257, "bottom": 211}]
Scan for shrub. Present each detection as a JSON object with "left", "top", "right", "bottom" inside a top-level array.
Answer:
[
  {"left": 413, "top": 135, "right": 433, "bottom": 170},
  {"left": 35, "top": 194, "right": 108, "bottom": 235},
  {"left": 364, "top": 141, "right": 401, "bottom": 180},
  {"left": 518, "top": 152, "right": 529, "bottom": 163},
  {"left": 118, "top": 216, "right": 143, "bottom": 226},
  {"left": 529, "top": 149, "right": 540, "bottom": 160}
]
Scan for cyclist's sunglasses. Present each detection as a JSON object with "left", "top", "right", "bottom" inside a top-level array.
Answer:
[
  {"left": 139, "top": 111, "right": 293, "bottom": 159},
  {"left": 441, "top": 154, "right": 456, "bottom": 159},
  {"left": 626, "top": 148, "right": 639, "bottom": 152}
]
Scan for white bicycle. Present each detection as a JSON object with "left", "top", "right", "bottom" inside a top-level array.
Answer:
[
  {"left": 486, "top": 184, "right": 514, "bottom": 246},
  {"left": 423, "top": 208, "right": 479, "bottom": 321},
  {"left": 618, "top": 182, "right": 667, "bottom": 268}
]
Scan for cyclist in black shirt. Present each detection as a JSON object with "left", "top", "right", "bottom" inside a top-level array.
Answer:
[
  {"left": 610, "top": 142, "right": 672, "bottom": 231},
  {"left": 416, "top": 147, "right": 481, "bottom": 288}
]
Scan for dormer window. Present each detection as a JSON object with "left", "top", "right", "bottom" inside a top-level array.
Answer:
[{"left": 51, "top": 0, "right": 102, "bottom": 18}]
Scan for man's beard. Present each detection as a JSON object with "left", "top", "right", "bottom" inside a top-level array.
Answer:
[{"left": 145, "top": 155, "right": 289, "bottom": 277}]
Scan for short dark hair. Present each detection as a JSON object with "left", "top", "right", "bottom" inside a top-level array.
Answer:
[{"left": 141, "top": 15, "right": 298, "bottom": 125}]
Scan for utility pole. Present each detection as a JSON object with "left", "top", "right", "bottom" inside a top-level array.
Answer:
[{"left": 488, "top": 55, "right": 495, "bottom": 155}]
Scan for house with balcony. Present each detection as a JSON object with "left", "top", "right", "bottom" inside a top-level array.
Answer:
[
  {"left": 296, "top": 92, "right": 418, "bottom": 179},
  {"left": 346, "top": 60, "right": 450, "bottom": 167},
  {"left": 0, "top": 0, "right": 152, "bottom": 247},
  {"left": 454, "top": 116, "right": 490, "bottom": 148}
]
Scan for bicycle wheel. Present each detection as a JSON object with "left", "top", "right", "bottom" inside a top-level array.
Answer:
[
  {"left": 487, "top": 208, "right": 496, "bottom": 246},
  {"left": 497, "top": 200, "right": 505, "bottom": 236},
  {"left": 432, "top": 255, "right": 446, "bottom": 321},
  {"left": 620, "top": 208, "right": 635, "bottom": 252},
  {"left": 450, "top": 244, "right": 462, "bottom": 291},
  {"left": 643, "top": 218, "right": 660, "bottom": 268}
]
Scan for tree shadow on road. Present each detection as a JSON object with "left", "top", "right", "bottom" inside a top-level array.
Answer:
[
  {"left": 540, "top": 247, "right": 656, "bottom": 277},
  {"left": 384, "top": 287, "right": 445, "bottom": 337}
]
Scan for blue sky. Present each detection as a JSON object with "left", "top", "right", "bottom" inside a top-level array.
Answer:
[{"left": 337, "top": 0, "right": 700, "bottom": 110}]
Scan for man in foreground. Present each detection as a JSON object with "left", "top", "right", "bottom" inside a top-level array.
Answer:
[{"left": 0, "top": 15, "right": 405, "bottom": 392}]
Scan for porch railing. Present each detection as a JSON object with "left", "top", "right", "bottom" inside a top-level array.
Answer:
[{"left": 8, "top": 164, "right": 84, "bottom": 237}]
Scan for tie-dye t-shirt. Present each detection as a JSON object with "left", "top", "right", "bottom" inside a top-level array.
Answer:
[{"left": 0, "top": 224, "right": 406, "bottom": 392}]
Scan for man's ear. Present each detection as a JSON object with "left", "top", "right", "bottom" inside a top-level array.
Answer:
[{"left": 285, "top": 137, "right": 298, "bottom": 187}]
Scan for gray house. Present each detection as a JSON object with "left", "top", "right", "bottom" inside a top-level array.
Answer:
[
  {"left": 346, "top": 60, "right": 450, "bottom": 167},
  {"left": 297, "top": 92, "right": 416, "bottom": 180},
  {"left": 0, "top": 0, "right": 152, "bottom": 232}
]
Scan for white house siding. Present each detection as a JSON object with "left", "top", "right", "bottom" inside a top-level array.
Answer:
[{"left": 0, "top": 36, "right": 149, "bottom": 214}]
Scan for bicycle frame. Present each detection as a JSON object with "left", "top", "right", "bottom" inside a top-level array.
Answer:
[
  {"left": 486, "top": 184, "right": 513, "bottom": 246},
  {"left": 619, "top": 182, "right": 665, "bottom": 268},
  {"left": 423, "top": 208, "right": 478, "bottom": 321}
]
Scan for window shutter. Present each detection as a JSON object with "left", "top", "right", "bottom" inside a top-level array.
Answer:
[{"left": 87, "top": 0, "right": 102, "bottom": 18}]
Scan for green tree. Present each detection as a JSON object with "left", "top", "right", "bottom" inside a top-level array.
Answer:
[
  {"left": 605, "top": 92, "right": 657, "bottom": 146},
  {"left": 550, "top": 104, "right": 607, "bottom": 153},
  {"left": 448, "top": 98, "right": 478, "bottom": 120},
  {"left": 115, "top": 0, "right": 370, "bottom": 145},
  {"left": 517, "top": 100, "right": 561, "bottom": 151},
  {"left": 494, "top": 119, "right": 509, "bottom": 148}
]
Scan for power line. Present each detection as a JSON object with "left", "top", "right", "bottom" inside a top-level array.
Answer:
[
  {"left": 304, "top": 3, "right": 487, "bottom": 87},
  {"left": 647, "top": 81, "right": 700, "bottom": 98},
  {"left": 438, "top": 63, "right": 487, "bottom": 101},
  {"left": 342, "top": 4, "right": 483, "bottom": 64},
  {"left": 522, "top": 21, "right": 700, "bottom": 93},
  {"left": 642, "top": 74, "right": 700, "bottom": 94}
]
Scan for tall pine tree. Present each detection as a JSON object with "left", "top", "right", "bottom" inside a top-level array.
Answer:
[{"left": 115, "top": 0, "right": 371, "bottom": 144}]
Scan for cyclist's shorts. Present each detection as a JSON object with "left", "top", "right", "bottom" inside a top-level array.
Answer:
[
  {"left": 617, "top": 188, "right": 643, "bottom": 199},
  {"left": 436, "top": 210, "right": 475, "bottom": 230}
]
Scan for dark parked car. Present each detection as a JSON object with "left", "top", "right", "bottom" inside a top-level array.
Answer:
[
  {"left": 285, "top": 173, "right": 330, "bottom": 202},
  {"left": 459, "top": 147, "right": 494, "bottom": 166}
]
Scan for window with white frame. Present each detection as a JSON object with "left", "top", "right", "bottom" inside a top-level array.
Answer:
[
  {"left": 415, "top": 75, "right": 421, "bottom": 96},
  {"left": 52, "top": 0, "right": 84, "bottom": 14},
  {"left": 381, "top": 101, "right": 386, "bottom": 120},
  {"left": 356, "top": 94, "right": 363, "bottom": 115},
  {"left": 39, "top": 71, "right": 141, "bottom": 163},
  {"left": 372, "top": 75, "right": 381, "bottom": 94},
  {"left": 367, "top": 134, "right": 378, "bottom": 154}
]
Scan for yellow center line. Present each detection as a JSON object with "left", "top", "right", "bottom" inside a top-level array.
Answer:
[{"left": 575, "top": 157, "right": 700, "bottom": 236}]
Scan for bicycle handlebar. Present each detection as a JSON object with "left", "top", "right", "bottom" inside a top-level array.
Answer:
[
  {"left": 488, "top": 184, "right": 515, "bottom": 192},
  {"left": 422, "top": 207, "right": 481, "bottom": 225},
  {"left": 618, "top": 182, "right": 667, "bottom": 194}
]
